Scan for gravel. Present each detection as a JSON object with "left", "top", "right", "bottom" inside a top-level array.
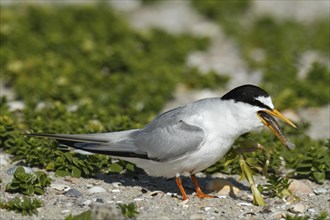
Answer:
[{"left": 1, "top": 152, "right": 329, "bottom": 219}]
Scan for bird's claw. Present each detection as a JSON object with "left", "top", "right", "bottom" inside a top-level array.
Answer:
[{"left": 195, "top": 191, "right": 217, "bottom": 199}]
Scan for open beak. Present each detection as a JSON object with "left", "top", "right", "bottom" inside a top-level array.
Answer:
[
  {"left": 257, "top": 109, "right": 296, "bottom": 149},
  {"left": 263, "top": 109, "right": 297, "bottom": 128}
]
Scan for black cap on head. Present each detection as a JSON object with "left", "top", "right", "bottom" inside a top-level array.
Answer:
[{"left": 221, "top": 84, "right": 271, "bottom": 109}]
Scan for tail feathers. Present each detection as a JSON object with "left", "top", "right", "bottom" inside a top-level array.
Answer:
[
  {"left": 27, "top": 130, "right": 150, "bottom": 160},
  {"left": 27, "top": 129, "right": 139, "bottom": 143},
  {"left": 72, "top": 141, "right": 149, "bottom": 159}
]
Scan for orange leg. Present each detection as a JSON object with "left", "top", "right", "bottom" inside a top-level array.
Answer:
[
  {"left": 191, "top": 174, "right": 216, "bottom": 199},
  {"left": 175, "top": 176, "right": 189, "bottom": 200}
]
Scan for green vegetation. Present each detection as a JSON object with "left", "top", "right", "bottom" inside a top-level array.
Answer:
[
  {"left": 285, "top": 211, "right": 328, "bottom": 220},
  {"left": 118, "top": 202, "right": 139, "bottom": 218},
  {"left": 208, "top": 130, "right": 330, "bottom": 184},
  {"left": 0, "top": 196, "right": 43, "bottom": 216},
  {"left": 258, "top": 174, "right": 294, "bottom": 199},
  {"left": 313, "top": 212, "right": 328, "bottom": 220},
  {"left": 6, "top": 166, "right": 51, "bottom": 195},
  {"left": 191, "top": 0, "right": 252, "bottom": 37},
  {"left": 64, "top": 203, "right": 139, "bottom": 220},
  {"left": 65, "top": 210, "right": 92, "bottom": 220},
  {"left": 1, "top": 5, "right": 222, "bottom": 178},
  {"left": 192, "top": 0, "right": 330, "bottom": 110},
  {"left": 286, "top": 139, "right": 330, "bottom": 184},
  {"left": 239, "top": 154, "right": 265, "bottom": 206},
  {"left": 192, "top": 0, "right": 329, "bottom": 183},
  {"left": 1, "top": 102, "right": 125, "bottom": 177},
  {"left": 240, "top": 19, "right": 330, "bottom": 110}
]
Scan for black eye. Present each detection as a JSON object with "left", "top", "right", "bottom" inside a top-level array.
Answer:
[{"left": 252, "top": 99, "right": 272, "bottom": 110}]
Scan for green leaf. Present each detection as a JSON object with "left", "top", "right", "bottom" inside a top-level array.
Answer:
[
  {"left": 34, "top": 187, "right": 45, "bottom": 195},
  {"left": 312, "top": 171, "right": 325, "bottom": 183},
  {"left": 125, "top": 163, "right": 135, "bottom": 172},
  {"left": 65, "top": 210, "right": 92, "bottom": 220},
  {"left": 24, "top": 185, "right": 34, "bottom": 196},
  {"left": 71, "top": 167, "right": 82, "bottom": 178},
  {"left": 109, "top": 163, "right": 123, "bottom": 173},
  {"left": 46, "top": 161, "right": 55, "bottom": 170},
  {"left": 82, "top": 167, "right": 90, "bottom": 175},
  {"left": 55, "top": 169, "right": 70, "bottom": 177},
  {"left": 118, "top": 203, "right": 139, "bottom": 218},
  {"left": 1, "top": 196, "right": 43, "bottom": 216},
  {"left": 239, "top": 155, "right": 265, "bottom": 206},
  {"left": 14, "top": 166, "right": 26, "bottom": 176},
  {"left": 251, "top": 185, "right": 265, "bottom": 206}
]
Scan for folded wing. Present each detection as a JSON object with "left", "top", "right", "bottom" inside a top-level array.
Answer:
[{"left": 28, "top": 107, "right": 206, "bottom": 162}]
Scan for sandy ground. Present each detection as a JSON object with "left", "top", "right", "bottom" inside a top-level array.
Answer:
[{"left": 1, "top": 153, "right": 329, "bottom": 220}]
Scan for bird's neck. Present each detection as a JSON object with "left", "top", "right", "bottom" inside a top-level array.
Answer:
[
  {"left": 224, "top": 101, "right": 262, "bottom": 136},
  {"left": 206, "top": 101, "right": 262, "bottom": 139}
]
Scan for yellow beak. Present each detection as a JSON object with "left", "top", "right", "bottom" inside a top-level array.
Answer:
[
  {"left": 262, "top": 109, "right": 297, "bottom": 129},
  {"left": 257, "top": 109, "right": 296, "bottom": 149}
]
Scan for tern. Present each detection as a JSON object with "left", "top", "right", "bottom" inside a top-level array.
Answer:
[{"left": 29, "top": 84, "right": 296, "bottom": 200}]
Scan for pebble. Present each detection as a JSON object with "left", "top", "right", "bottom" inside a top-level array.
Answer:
[
  {"left": 288, "top": 180, "right": 313, "bottom": 195},
  {"left": 111, "top": 182, "right": 122, "bottom": 188},
  {"left": 88, "top": 186, "right": 107, "bottom": 194},
  {"left": 271, "top": 212, "right": 286, "bottom": 219},
  {"left": 242, "top": 212, "right": 256, "bottom": 217},
  {"left": 217, "top": 185, "right": 239, "bottom": 197},
  {"left": 82, "top": 200, "right": 92, "bottom": 206},
  {"left": 0, "top": 154, "right": 10, "bottom": 166},
  {"left": 237, "top": 202, "right": 253, "bottom": 207},
  {"left": 134, "top": 197, "right": 144, "bottom": 201},
  {"left": 165, "top": 192, "right": 178, "bottom": 197},
  {"left": 288, "top": 203, "right": 307, "bottom": 214},
  {"left": 307, "top": 208, "right": 317, "bottom": 215},
  {"left": 65, "top": 188, "right": 82, "bottom": 197},
  {"left": 260, "top": 206, "right": 276, "bottom": 214},
  {"left": 7, "top": 166, "right": 34, "bottom": 175},
  {"left": 111, "top": 189, "right": 121, "bottom": 193},
  {"left": 51, "top": 183, "right": 71, "bottom": 192},
  {"left": 86, "top": 184, "right": 93, "bottom": 188},
  {"left": 313, "top": 188, "right": 328, "bottom": 195},
  {"left": 65, "top": 202, "right": 73, "bottom": 207},
  {"left": 95, "top": 198, "right": 104, "bottom": 203},
  {"left": 147, "top": 190, "right": 164, "bottom": 197},
  {"left": 64, "top": 177, "right": 80, "bottom": 184},
  {"left": 206, "top": 178, "right": 239, "bottom": 196},
  {"left": 93, "top": 181, "right": 102, "bottom": 185}
]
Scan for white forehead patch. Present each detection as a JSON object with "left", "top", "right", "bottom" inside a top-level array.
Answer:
[{"left": 256, "top": 96, "right": 274, "bottom": 109}]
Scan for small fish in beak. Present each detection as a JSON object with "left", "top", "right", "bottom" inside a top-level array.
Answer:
[{"left": 257, "top": 110, "right": 296, "bottom": 149}]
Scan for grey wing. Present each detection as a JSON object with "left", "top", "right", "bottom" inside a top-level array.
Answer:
[
  {"left": 28, "top": 130, "right": 150, "bottom": 159},
  {"left": 132, "top": 120, "right": 205, "bottom": 162},
  {"left": 28, "top": 104, "right": 206, "bottom": 161}
]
